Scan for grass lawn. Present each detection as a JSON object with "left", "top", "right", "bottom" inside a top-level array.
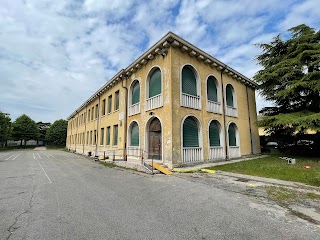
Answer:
[
  {"left": 206, "top": 155, "right": 320, "bottom": 187},
  {"left": 45, "top": 145, "right": 66, "bottom": 150}
]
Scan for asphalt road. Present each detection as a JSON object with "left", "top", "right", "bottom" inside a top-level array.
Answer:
[{"left": 0, "top": 150, "right": 319, "bottom": 240}]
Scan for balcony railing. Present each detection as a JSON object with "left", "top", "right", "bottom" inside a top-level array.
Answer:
[
  {"left": 229, "top": 146, "right": 240, "bottom": 158},
  {"left": 181, "top": 93, "right": 201, "bottom": 109},
  {"left": 226, "top": 106, "right": 238, "bottom": 117},
  {"left": 209, "top": 146, "right": 224, "bottom": 160},
  {"left": 128, "top": 102, "right": 140, "bottom": 116},
  {"left": 207, "top": 100, "right": 222, "bottom": 114},
  {"left": 182, "top": 147, "right": 203, "bottom": 163},
  {"left": 146, "top": 94, "right": 162, "bottom": 111}
]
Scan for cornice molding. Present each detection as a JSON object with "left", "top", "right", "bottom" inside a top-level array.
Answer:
[{"left": 67, "top": 32, "right": 258, "bottom": 120}]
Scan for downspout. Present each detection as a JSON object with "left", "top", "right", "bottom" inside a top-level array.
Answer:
[
  {"left": 83, "top": 105, "right": 88, "bottom": 155},
  {"left": 121, "top": 75, "right": 128, "bottom": 161},
  {"left": 220, "top": 65, "right": 228, "bottom": 160},
  {"left": 75, "top": 112, "right": 78, "bottom": 152},
  {"left": 95, "top": 96, "right": 101, "bottom": 157},
  {"left": 246, "top": 85, "right": 254, "bottom": 155}
]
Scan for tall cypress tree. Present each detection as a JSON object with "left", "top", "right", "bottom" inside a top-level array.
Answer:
[{"left": 254, "top": 24, "right": 320, "bottom": 134}]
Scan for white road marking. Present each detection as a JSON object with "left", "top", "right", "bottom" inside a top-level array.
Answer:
[
  {"left": 36, "top": 160, "right": 52, "bottom": 184},
  {"left": 5, "top": 154, "right": 16, "bottom": 161},
  {"left": 33, "top": 153, "right": 36, "bottom": 159},
  {"left": 37, "top": 152, "right": 41, "bottom": 159},
  {"left": 48, "top": 153, "right": 55, "bottom": 158},
  {"left": 12, "top": 154, "right": 20, "bottom": 160},
  {"left": 43, "top": 152, "right": 50, "bottom": 158}
]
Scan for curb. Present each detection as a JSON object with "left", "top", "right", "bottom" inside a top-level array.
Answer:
[{"left": 215, "top": 171, "right": 320, "bottom": 192}]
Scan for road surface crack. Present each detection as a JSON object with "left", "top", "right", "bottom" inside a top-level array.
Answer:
[{"left": 6, "top": 191, "right": 34, "bottom": 240}]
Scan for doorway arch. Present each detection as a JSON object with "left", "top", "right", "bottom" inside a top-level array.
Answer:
[{"left": 147, "top": 117, "right": 162, "bottom": 160}]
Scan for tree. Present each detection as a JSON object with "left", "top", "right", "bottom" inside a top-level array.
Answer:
[
  {"left": 37, "top": 122, "right": 51, "bottom": 145},
  {"left": 11, "top": 114, "right": 39, "bottom": 146},
  {"left": 254, "top": 24, "right": 320, "bottom": 135},
  {"left": 46, "top": 119, "right": 67, "bottom": 146},
  {"left": 0, "top": 112, "right": 11, "bottom": 146}
]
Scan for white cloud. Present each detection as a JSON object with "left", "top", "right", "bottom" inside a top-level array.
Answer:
[{"left": 0, "top": 0, "right": 316, "bottom": 122}]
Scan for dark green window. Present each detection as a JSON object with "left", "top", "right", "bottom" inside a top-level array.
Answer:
[
  {"left": 95, "top": 104, "right": 98, "bottom": 118},
  {"left": 182, "top": 66, "right": 197, "bottom": 96},
  {"left": 100, "top": 128, "right": 104, "bottom": 145},
  {"left": 209, "top": 121, "right": 220, "bottom": 146},
  {"left": 88, "top": 110, "right": 90, "bottom": 121},
  {"left": 183, "top": 117, "right": 199, "bottom": 147},
  {"left": 113, "top": 125, "right": 118, "bottom": 146},
  {"left": 108, "top": 95, "right": 112, "bottom": 113},
  {"left": 106, "top": 127, "right": 110, "bottom": 145},
  {"left": 90, "top": 131, "right": 92, "bottom": 145},
  {"left": 207, "top": 76, "right": 218, "bottom": 102},
  {"left": 228, "top": 123, "right": 237, "bottom": 146},
  {"left": 115, "top": 91, "right": 119, "bottom": 110},
  {"left": 149, "top": 68, "right": 161, "bottom": 98},
  {"left": 102, "top": 99, "right": 106, "bottom": 115},
  {"left": 226, "top": 85, "right": 234, "bottom": 107},
  {"left": 91, "top": 107, "right": 94, "bottom": 120},
  {"left": 94, "top": 130, "right": 97, "bottom": 144},
  {"left": 131, "top": 81, "right": 140, "bottom": 105},
  {"left": 130, "top": 122, "right": 139, "bottom": 146}
]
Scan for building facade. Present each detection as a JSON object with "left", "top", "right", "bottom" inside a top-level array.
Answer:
[{"left": 67, "top": 32, "right": 260, "bottom": 168}]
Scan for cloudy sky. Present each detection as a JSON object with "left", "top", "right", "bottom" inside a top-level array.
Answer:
[{"left": 0, "top": 0, "right": 319, "bottom": 123}]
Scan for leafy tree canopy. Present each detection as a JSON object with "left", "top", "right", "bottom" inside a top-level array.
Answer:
[
  {"left": 46, "top": 119, "right": 67, "bottom": 146},
  {"left": 0, "top": 111, "right": 11, "bottom": 143},
  {"left": 11, "top": 114, "right": 39, "bottom": 144},
  {"left": 254, "top": 24, "right": 320, "bottom": 133},
  {"left": 37, "top": 122, "right": 51, "bottom": 142}
]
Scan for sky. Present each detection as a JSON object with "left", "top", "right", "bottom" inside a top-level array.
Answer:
[{"left": 0, "top": 0, "right": 319, "bottom": 123}]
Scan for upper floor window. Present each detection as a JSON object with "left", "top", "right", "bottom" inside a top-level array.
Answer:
[
  {"left": 207, "top": 76, "right": 218, "bottom": 102},
  {"left": 181, "top": 65, "right": 201, "bottom": 109},
  {"left": 129, "top": 80, "right": 140, "bottom": 116},
  {"left": 225, "top": 84, "right": 238, "bottom": 117},
  {"left": 115, "top": 91, "right": 119, "bottom": 111},
  {"left": 108, "top": 95, "right": 112, "bottom": 114},
  {"left": 146, "top": 68, "right": 162, "bottom": 111},
  {"left": 102, "top": 99, "right": 106, "bottom": 116}
]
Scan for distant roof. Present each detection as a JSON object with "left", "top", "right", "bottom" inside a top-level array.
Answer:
[{"left": 68, "top": 32, "right": 258, "bottom": 120}]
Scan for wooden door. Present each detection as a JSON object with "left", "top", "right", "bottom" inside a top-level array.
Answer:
[{"left": 148, "top": 118, "right": 161, "bottom": 160}]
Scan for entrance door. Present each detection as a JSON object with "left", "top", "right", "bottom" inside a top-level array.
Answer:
[{"left": 148, "top": 118, "right": 162, "bottom": 160}]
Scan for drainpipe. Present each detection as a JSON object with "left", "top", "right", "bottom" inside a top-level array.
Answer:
[
  {"left": 246, "top": 85, "right": 254, "bottom": 155},
  {"left": 220, "top": 65, "right": 228, "bottom": 160},
  {"left": 83, "top": 105, "right": 88, "bottom": 155},
  {"left": 95, "top": 96, "right": 101, "bottom": 157},
  {"left": 121, "top": 74, "right": 128, "bottom": 161},
  {"left": 75, "top": 112, "right": 78, "bottom": 152}
]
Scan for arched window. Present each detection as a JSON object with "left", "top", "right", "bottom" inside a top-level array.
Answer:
[
  {"left": 228, "top": 123, "right": 237, "bottom": 146},
  {"left": 130, "top": 122, "right": 139, "bottom": 146},
  {"left": 182, "top": 66, "right": 197, "bottom": 96},
  {"left": 183, "top": 117, "right": 199, "bottom": 147},
  {"left": 131, "top": 81, "right": 140, "bottom": 105},
  {"left": 226, "top": 84, "right": 234, "bottom": 107},
  {"left": 207, "top": 76, "right": 218, "bottom": 102},
  {"left": 148, "top": 68, "right": 161, "bottom": 98},
  {"left": 209, "top": 120, "right": 220, "bottom": 146}
]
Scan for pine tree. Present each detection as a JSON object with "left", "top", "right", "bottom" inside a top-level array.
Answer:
[{"left": 254, "top": 24, "right": 320, "bottom": 134}]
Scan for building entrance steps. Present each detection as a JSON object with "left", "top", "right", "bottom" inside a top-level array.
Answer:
[{"left": 147, "top": 162, "right": 173, "bottom": 175}]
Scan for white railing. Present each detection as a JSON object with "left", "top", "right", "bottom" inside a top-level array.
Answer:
[
  {"left": 182, "top": 147, "right": 203, "bottom": 163},
  {"left": 146, "top": 94, "right": 162, "bottom": 111},
  {"left": 229, "top": 146, "right": 240, "bottom": 158},
  {"left": 207, "top": 100, "right": 222, "bottom": 114},
  {"left": 128, "top": 102, "right": 140, "bottom": 116},
  {"left": 226, "top": 106, "right": 238, "bottom": 117},
  {"left": 209, "top": 147, "right": 224, "bottom": 160},
  {"left": 181, "top": 93, "right": 201, "bottom": 109},
  {"left": 127, "top": 147, "right": 141, "bottom": 158}
]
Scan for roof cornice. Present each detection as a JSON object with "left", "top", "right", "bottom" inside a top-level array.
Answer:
[{"left": 67, "top": 32, "right": 258, "bottom": 120}]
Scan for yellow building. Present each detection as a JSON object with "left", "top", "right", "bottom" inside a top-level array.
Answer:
[{"left": 67, "top": 32, "right": 260, "bottom": 169}]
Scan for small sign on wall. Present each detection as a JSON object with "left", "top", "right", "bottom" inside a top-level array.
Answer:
[{"left": 119, "top": 112, "right": 124, "bottom": 121}]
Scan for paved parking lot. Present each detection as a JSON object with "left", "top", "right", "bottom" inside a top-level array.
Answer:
[{"left": 0, "top": 150, "right": 319, "bottom": 240}]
